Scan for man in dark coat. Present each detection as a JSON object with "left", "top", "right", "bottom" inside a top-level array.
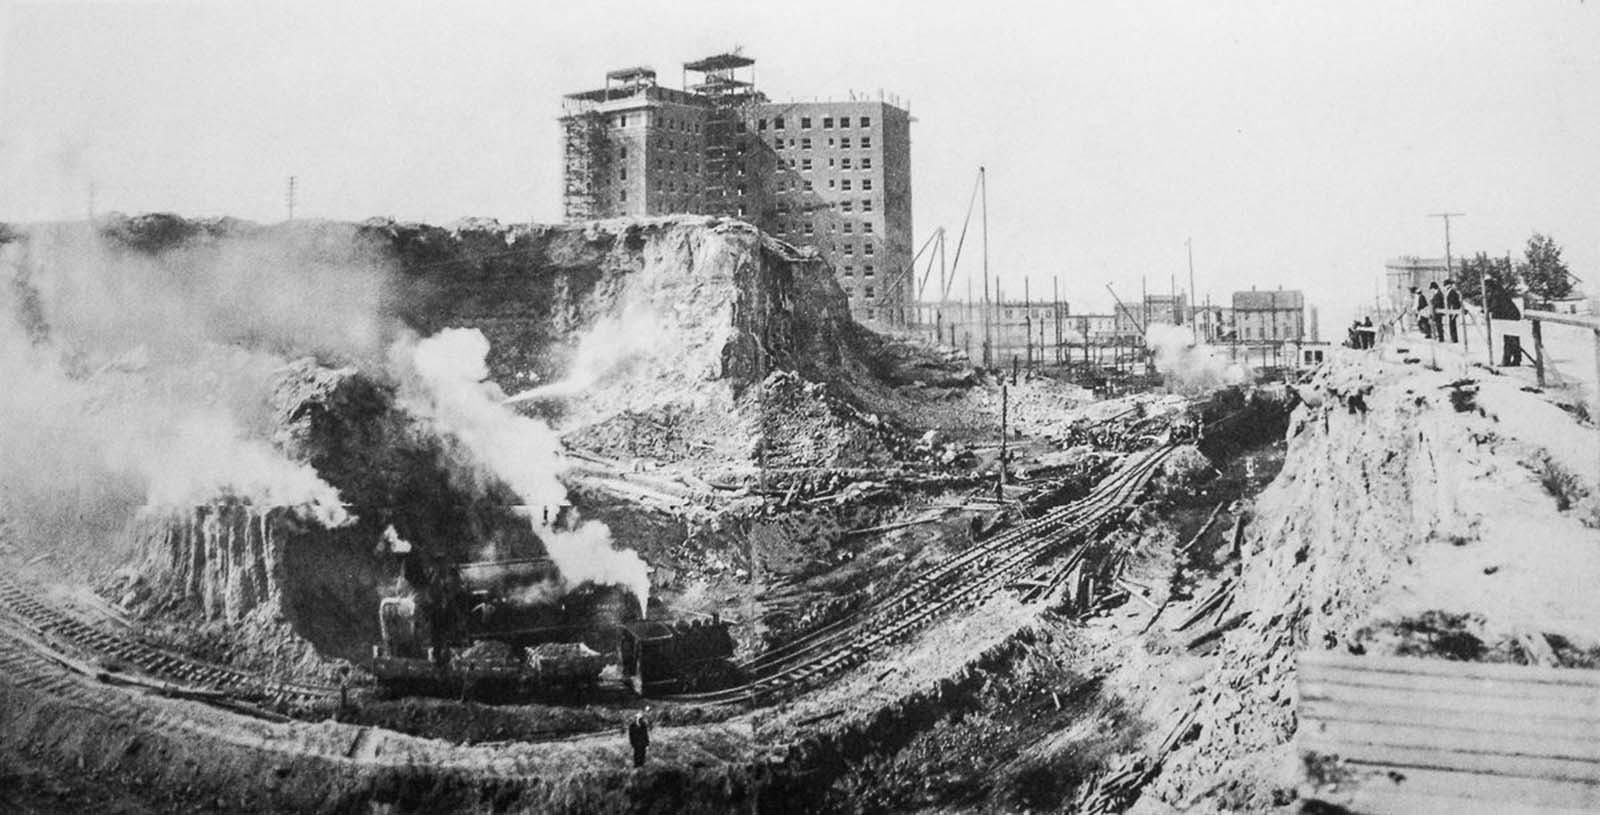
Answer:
[
  {"left": 1486, "top": 278, "right": 1524, "bottom": 366},
  {"left": 1444, "top": 279, "right": 1463, "bottom": 342},
  {"left": 1428, "top": 282, "right": 1446, "bottom": 341},
  {"left": 628, "top": 711, "right": 651, "bottom": 767},
  {"left": 1412, "top": 287, "right": 1432, "bottom": 338}
]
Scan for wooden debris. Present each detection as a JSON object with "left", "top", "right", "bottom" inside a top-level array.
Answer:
[
  {"left": 1185, "top": 612, "right": 1250, "bottom": 651},
  {"left": 1174, "top": 579, "right": 1235, "bottom": 631},
  {"left": 1177, "top": 501, "right": 1228, "bottom": 555},
  {"left": 793, "top": 708, "right": 846, "bottom": 728},
  {"left": 842, "top": 513, "right": 945, "bottom": 538},
  {"left": 1116, "top": 578, "right": 1161, "bottom": 610}
]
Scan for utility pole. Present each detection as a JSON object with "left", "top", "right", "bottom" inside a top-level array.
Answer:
[
  {"left": 981, "top": 167, "right": 991, "bottom": 368},
  {"left": 287, "top": 176, "right": 298, "bottom": 221},
  {"left": 937, "top": 229, "right": 947, "bottom": 346},
  {"left": 1141, "top": 275, "right": 1149, "bottom": 332},
  {"left": 1187, "top": 237, "right": 1198, "bottom": 344},
  {"left": 1024, "top": 277, "right": 1032, "bottom": 371},
  {"left": 1428, "top": 212, "right": 1465, "bottom": 278},
  {"left": 1053, "top": 276, "right": 1061, "bottom": 365}
]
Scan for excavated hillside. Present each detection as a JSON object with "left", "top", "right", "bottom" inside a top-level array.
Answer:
[
  {"left": 3, "top": 213, "right": 966, "bottom": 678},
  {"left": 372, "top": 215, "right": 929, "bottom": 468},
  {"left": 1060, "top": 349, "right": 1600, "bottom": 814}
]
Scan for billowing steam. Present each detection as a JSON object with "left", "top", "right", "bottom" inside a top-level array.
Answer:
[
  {"left": 503, "top": 305, "right": 665, "bottom": 405},
  {"left": 1145, "top": 323, "right": 1250, "bottom": 393},
  {"left": 394, "top": 328, "right": 651, "bottom": 612},
  {"left": 0, "top": 222, "right": 374, "bottom": 569}
]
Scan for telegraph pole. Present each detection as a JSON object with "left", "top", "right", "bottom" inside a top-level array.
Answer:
[
  {"left": 1428, "top": 212, "right": 1465, "bottom": 277},
  {"left": 980, "top": 166, "right": 991, "bottom": 368},
  {"left": 287, "top": 176, "right": 298, "bottom": 221},
  {"left": 1187, "top": 237, "right": 1198, "bottom": 343}
]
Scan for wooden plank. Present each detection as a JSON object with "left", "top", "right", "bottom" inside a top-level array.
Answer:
[
  {"left": 1299, "top": 737, "right": 1600, "bottom": 784},
  {"left": 1300, "top": 651, "right": 1600, "bottom": 689},
  {"left": 1301, "top": 668, "right": 1600, "bottom": 704},
  {"left": 1301, "top": 697, "right": 1600, "bottom": 741},
  {"left": 1524, "top": 309, "right": 1600, "bottom": 331},
  {"left": 1305, "top": 718, "right": 1600, "bottom": 764},
  {"left": 1301, "top": 682, "right": 1600, "bottom": 720},
  {"left": 1345, "top": 789, "right": 1600, "bottom": 815},
  {"left": 1317, "top": 766, "right": 1600, "bottom": 814}
]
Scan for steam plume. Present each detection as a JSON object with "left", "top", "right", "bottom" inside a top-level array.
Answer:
[
  {"left": 1145, "top": 323, "right": 1249, "bottom": 392},
  {"left": 0, "top": 221, "right": 378, "bottom": 569},
  {"left": 503, "top": 305, "right": 665, "bottom": 405},
  {"left": 395, "top": 328, "right": 651, "bottom": 611}
]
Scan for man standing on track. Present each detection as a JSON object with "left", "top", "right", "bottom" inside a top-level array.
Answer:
[{"left": 628, "top": 710, "right": 651, "bottom": 767}]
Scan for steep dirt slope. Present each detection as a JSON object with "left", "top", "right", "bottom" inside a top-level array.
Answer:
[{"left": 1101, "top": 350, "right": 1600, "bottom": 813}]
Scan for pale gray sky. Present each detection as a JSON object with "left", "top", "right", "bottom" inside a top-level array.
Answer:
[{"left": 3, "top": 1, "right": 1597, "bottom": 324}]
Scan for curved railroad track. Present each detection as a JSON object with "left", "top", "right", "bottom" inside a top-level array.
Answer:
[
  {"left": 673, "top": 445, "right": 1177, "bottom": 704},
  {"left": 0, "top": 445, "right": 1177, "bottom": 713},
  {"left": 0, "top": 574, "right": 337, "bottom": 709}
]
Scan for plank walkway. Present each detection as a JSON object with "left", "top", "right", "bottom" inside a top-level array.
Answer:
[{"left": 1297, "top": 650, "right": 1600, "bottom": 814}]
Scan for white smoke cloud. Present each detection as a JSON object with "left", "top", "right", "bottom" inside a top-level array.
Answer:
[
  {"left": 394, "top": 327, "right": 650, "bottom": 612},
  {"left": 502, "top": 304, "right": 666, "bottom": 405},
  {"left": 0, "top": 222, "right": 376, "bottom": 569},
  {"left": 1145, "top": 323, "right": 1250, "bottom": 393}
]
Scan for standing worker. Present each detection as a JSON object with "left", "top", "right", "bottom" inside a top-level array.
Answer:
[
  {"left": 628, "top": 710, "right": 651, "bottom": 767},
  {"left": 1411, "top": 287, "right": 1432, "bottom": 339},
  {"left": 1444, "top": 279, "right": 1463, "bottom": 343},
  {"left": 1427, "top": 282, "right": 1445, "bottom": 341}
]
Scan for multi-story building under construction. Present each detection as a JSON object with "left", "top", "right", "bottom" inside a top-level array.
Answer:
[{"left": 560, "top": 53, "right": 913, "bottom": 326}]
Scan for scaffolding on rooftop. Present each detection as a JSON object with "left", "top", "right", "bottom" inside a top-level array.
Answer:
[{"left": 685, "top": 51, "right": 761, "bottom": 221}]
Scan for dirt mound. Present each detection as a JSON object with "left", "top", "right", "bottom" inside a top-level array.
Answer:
[{"left": 1125, "top": 351, "right": 1600, "bottom": 811}]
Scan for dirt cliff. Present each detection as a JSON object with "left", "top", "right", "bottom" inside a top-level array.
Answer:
[
  {"left": 1108, "top": 351, "right": 1600, "bottom": 812},
  {"left": 4, "top": 212, "right": 953, "bottom": 670}
]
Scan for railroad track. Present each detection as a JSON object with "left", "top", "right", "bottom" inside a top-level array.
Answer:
[
  {"left": 0, "top": 573, "right": 336, "bottom": 709},
  {"left": 674, "top": 445, "right": 1177, "bottom": 704}
]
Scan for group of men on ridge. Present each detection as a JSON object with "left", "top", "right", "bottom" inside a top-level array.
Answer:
[{"left": 1411, "top": 279, "right": 1465, "bottom": 343}]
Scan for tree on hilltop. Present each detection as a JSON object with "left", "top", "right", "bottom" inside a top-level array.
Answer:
[
  {"left": 1454, "top": 252, "right": 1520, "bottom": 304},
  {"left": 1519, "top": 232, "right": 1575, "bottom": 301}
]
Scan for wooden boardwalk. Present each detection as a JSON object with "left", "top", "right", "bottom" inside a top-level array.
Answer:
[{"left": 1297, "top": 650, "right": 1600, "bottom": 814}]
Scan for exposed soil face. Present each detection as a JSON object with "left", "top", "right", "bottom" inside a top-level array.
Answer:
[{"left": 11, "top": 213, "right": 942, "bottom": 678}]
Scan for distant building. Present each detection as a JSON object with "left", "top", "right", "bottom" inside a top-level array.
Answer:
[
  {"left": 916, "top": 299, "right": 1071, "bottom": 366},
  {"left": 559, "top": 55, "right": 914, "bottom": 327},
  {"left": 1232, "top": 287, "right": 1306, "bottom": 342},
  {"left": 1385, "top": 257, "right": 1451, "bottom": 311},
  {"left": 1192, "top": 305, "right": 1235, "bottom": 343},
  {"left": 1113, "top": 292, "right": 1188, "bottom": 337}
]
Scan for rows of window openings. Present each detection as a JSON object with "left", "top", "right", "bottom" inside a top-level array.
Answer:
[
  {"left": 758, "top": 116, "right": 872, "bottom": 131},
  {"left": 612, "top": 113, "right": 702, "bottom": 134},
  {"left": 794, "top": 220, "right": 875, "bottom": 236},
  {"left": 791, "top": 157, "right": 873, "bottom": 172},
  {"left": 778, "top": 136, "right": 872, "bottom": 151}
]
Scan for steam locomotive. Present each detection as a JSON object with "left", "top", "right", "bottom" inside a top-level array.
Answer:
[{"left": 369, "top": 555, "right": 738, "bottom": 699}]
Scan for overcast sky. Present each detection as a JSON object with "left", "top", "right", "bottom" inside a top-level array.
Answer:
[{"left": 3, "top": 1, "right": 1597, "bottom": 324}]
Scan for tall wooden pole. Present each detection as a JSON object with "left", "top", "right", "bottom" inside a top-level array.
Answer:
[
  {"left": 1187, "top": 237, "right": 1198, "bottom": 343},
  {"left": 1053, "top": 276, "right": 1062, "bottom": 364},
  {"left": 1024, "top": 277, "right": 1032, "bottom": 370},
  {"left": 997, "top": 384, "right": 1008, "bottom": 499},
  {"left": 980, "top": 167, "right": 991, "bottom": 368}
]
